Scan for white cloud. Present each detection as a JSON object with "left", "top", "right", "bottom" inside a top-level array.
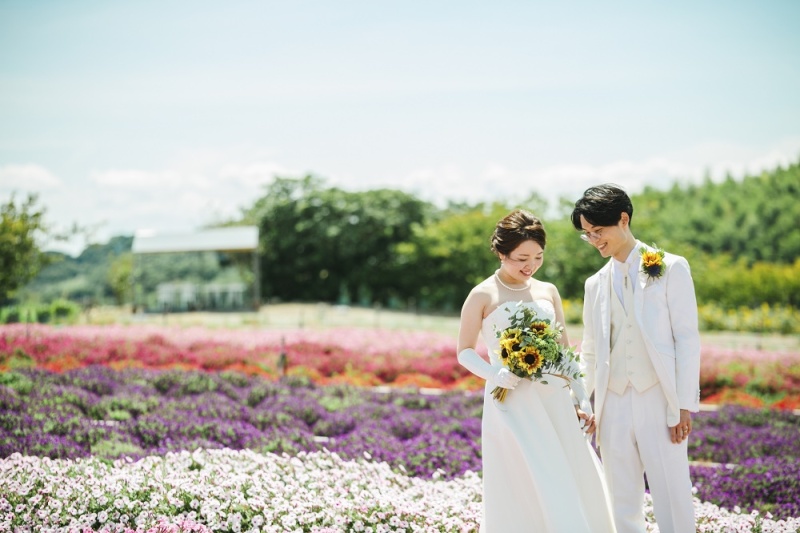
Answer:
[
  {"left": 482, "top": 164, "right": 512, "bottom": 182},
  {"left": 82, "top": 156, "right": 292, "bottom": 236},
  {"left": 679, "top": 138, "right": 800, "bottom": 183},
  {"left": 0, "top": 164, "right": 62, "bottom": 192},
  {"left": 390, "top": 164, "right": 504, "bottom": 205},
  {"left": 90, "top": 169, "right": 212, "bottom": 190},
  {"left": 534, "top": 158, "right": 693, "bottom": 198},
  {"left": 395, "top": 160, "right": 671, "bottom": 210},
  {"left": 389, "top": 137, "right": 800, "bottom": 214},
  {"left": 219, "top": 161, "right": 292, "bottom": 188}
]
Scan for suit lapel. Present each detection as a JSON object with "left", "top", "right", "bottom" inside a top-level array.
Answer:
[
  {"left": 635, "top": 253, "right": 646, "bottom": 317},
  {"left": 597, "top": 262, "right": 612, "bottom": 349},
  {"left": 632, "top": 246, "right": 666, "bottom": 375}
]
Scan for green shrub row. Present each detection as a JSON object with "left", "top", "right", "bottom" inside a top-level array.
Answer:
[
  {"left": 0, "top": 299, "right": 81, "bottom": 325},
  {"left": 563, "top": 299, "right": 799, "bottom": 335},
  {"left": 698, "top": 302, "right": 799, "bottom": 335}
]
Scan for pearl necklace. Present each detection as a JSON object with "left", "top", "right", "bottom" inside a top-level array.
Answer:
[{"left": 494, "top": 270, "right": 531, "bottom": 292}]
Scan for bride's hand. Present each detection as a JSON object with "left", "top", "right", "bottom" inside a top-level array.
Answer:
[
  {"left": 575, "top": 408, "right": 596, "bottom": 435},
  {"left": 492, "top": 367, "right": 521, "bottom": 389}
]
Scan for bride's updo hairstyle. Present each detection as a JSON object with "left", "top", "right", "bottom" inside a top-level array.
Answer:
[{"left": 491, "top": 209, "right": 546, "bottom": 257}]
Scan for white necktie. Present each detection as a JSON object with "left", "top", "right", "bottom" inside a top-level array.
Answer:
[{"left": 622, "top": 262, "right": 634, "bottom": 314}]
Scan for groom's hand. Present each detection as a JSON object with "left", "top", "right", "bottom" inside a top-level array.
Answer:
[{"left": 669, "top": 409, "right": 693, "bottom": 444}]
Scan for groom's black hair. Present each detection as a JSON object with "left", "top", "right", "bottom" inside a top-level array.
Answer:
[{"left": 570, "top": 183, "right": 633, "bottom": 229}]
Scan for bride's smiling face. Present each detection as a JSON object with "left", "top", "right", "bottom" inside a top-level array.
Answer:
[{"left": 500, "top": 240, "right": 544, "bottom": 281}]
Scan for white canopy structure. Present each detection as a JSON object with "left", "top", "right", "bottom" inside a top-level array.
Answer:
[
  {"left": 131, "top": 226, "right": 261, "bottom": 311},
  {"left": 132, "top": 226, "right": 259, "bottom": 254}
]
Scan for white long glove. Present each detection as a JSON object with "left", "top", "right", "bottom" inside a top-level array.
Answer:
[
  {"left": 570, "top": 376, "right": 593, "bottom": 416},
  {"left": 561, "top": 354, "right": 593, "bottom": 416},
  {"left": 458, "top": 348, "right": 521, "bottom": 389}
]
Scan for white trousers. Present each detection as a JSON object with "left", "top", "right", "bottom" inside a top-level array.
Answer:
[{"left": 598, "top": 385, "right": 695, "bottom": 533}]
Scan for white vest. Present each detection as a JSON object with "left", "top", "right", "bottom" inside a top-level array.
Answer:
[{"left": 608, "top": 280, "right": 659, "bottom": 395}]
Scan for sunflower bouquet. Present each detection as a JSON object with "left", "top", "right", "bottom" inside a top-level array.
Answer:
[{"left": 492, "top": 303, "right": 583, "bottom": 402}]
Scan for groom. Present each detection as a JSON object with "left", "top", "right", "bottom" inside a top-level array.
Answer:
[{"left": 571, "top": 184, "right": 700, "bottom": 533}]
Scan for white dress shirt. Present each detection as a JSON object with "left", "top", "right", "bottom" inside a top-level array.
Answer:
[{"left": 611, "top": 241, "right": 642, "bottom": 310}]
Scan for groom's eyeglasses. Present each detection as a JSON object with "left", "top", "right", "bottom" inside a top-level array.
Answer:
[{"left": 580, "top": 228, "right": 605, "bottom": 242}]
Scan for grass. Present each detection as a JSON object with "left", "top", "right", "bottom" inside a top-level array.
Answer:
[
  {"left": 77, "top": 303, "right": 800, "bottom": 354},
  {"left": 79, "top": 302, "right": 464, "bottom": 335}
]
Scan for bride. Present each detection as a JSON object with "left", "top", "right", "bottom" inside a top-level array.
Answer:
[{"left": 457, "top": 209, "right": 616, "bottom": 533}]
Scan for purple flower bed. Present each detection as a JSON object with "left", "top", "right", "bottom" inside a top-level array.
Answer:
[
  {"left": 688, "top": 406, "right": 800, "bottom": 520},
  {"left": 0, "top": 366, "right": 483, "bottom": 478},
  {"left": 689, "top": 406, "right": 800, "bottom": 464},
  {"left": 1, "top": 367, "right": 798, "bottom": 520},
  {"left": 692, "top": 457, "right": 800, "bottom": 521}
]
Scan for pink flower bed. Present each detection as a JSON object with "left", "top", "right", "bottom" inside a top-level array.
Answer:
[{"left": 699, "top": 345, "right": 800, "bottom": 402}]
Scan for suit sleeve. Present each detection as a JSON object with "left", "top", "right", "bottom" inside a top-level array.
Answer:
[
  {"left": 666, "top": 256, "right": 702, "bottom": 411},
  {"left": 580, "top": 277, "right": 597, "bottom": 399}
]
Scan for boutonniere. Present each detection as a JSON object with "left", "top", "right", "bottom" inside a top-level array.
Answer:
[{"left": 639, "top": 244, "right": 666, "bottom": 281}]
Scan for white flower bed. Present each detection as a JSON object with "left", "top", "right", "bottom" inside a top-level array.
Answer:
[
  {"left": 1, "top": 449, "right": 798, "bottom": 532},
  {"left": 0, "top": 449, "right": 481, "bottom": 532}
]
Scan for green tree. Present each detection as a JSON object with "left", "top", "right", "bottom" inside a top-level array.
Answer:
[
  {"left": 395, "top": 203, "right": 509, "bottom": 311},
  {"left": 244, "top": 175, "right": 433, "bottom": 305},
  {"left": 393, "top": 197, "right": 580, "bottom": 311},
  {"left": 108, "top": 253, "right": 134, "bottom": 305},
  {"left": 0, "top": 194, "right": 52, "bottom": 304},
  {"left": 633, "top": 160, "right": 800, "bottom": 264}
]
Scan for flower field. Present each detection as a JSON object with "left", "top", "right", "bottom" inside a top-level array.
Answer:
[
  {"left": 1, "top": 324, "right": 800, "bottom": 532},
  {"left": 0, "top": 324, "right": 477, "bottom": 390},
  {"left": 2, "top": 324, "right": 799, "bottom": 408},
  {"left": 699, "top": 346, "right": 800, "bottom": 410}
]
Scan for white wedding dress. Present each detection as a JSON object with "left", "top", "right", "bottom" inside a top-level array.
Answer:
[{"left": 479, "top": 300, "right": 616, "bottom": 533}]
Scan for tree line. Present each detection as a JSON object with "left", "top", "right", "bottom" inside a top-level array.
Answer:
[{"left": 5, "top": 159, "right": 800, "bottom": 312}]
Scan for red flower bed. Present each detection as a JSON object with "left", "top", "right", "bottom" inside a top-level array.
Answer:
[{"left": 702, "top": 388, "right": 765, "bottom": 409}]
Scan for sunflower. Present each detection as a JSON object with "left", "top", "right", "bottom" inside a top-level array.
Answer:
[
  {"left": 529, "top": 320, "right": 550, "bottom": 336},
  {"left": 528, "top": 320, "right": 554, "bottom": 339},
  {"left": 640, "top": 245, "right": 666, "bottom": 280},
  {"left": 518, "top": 346, "right": 544, "bottom": 374},
  {"left": 498, "top": 328, "right": 522, "bottom": 359}
]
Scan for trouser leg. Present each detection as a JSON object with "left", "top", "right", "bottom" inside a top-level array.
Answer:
[
  {"left": 632, "top": 385, "right": 696, "bottom": 533},
  {"left": 599, "top": 387, "right": 647, "bottom": 533}
]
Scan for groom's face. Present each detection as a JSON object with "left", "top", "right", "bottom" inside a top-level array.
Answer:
[{"left": 579, "top": 214, "right": 628, "bottom": 260}]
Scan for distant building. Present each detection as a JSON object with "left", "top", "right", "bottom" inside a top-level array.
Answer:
[{"left": 132, "top": 226, "right": 260, "bottom": 312}]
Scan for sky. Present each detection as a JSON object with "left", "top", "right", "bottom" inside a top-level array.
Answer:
[{"left": 1, "top": 0, "right": 799, "bottom": 255}]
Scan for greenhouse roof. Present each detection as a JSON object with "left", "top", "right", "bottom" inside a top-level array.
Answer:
[{"left": 131, "top": 226, "right": 259, "bottom": 254}]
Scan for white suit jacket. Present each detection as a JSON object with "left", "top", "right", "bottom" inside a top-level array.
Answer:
[{"left": 580, "top": 244, "right": 701, "bottom": 428}]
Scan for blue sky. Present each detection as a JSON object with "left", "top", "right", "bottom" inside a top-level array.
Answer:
[{"left": 1, "top": 0, "right": 799, "bottom": 254}]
